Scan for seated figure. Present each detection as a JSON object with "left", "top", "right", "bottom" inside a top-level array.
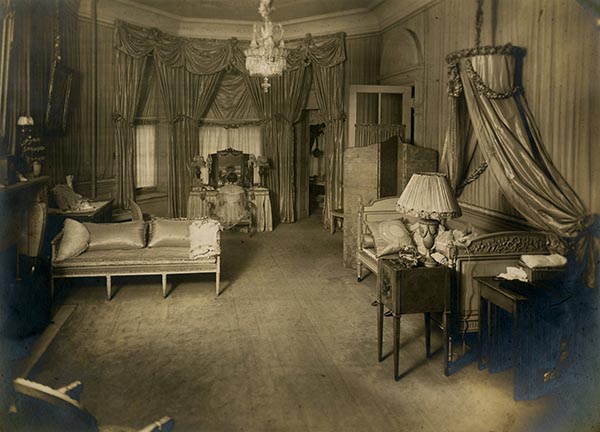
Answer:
[{"left": 215, "top": 172, "right": 250, "bottom": 229}]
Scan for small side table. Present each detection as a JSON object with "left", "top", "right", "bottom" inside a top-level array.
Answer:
[
  {"left": 475, "top": 276, "right": 568, "bottom": 400},
  {"left": 377, "top": 259, "right": 452, "bottom": 380}
]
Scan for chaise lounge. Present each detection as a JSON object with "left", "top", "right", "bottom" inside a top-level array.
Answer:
[{"left": 51, "top": 217, "right": 222, "bottom": 300}]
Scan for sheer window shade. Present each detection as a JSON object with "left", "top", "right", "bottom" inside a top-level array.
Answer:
[
  {"left": 135, "top": 125, "right": 157, "bottom": 188},
  {"left": 198, "top": 125, "right": 263, "bottom": 158}
]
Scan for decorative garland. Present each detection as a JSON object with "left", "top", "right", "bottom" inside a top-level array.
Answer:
[
  {"left": 445, "top": 44, "right": 525, "bottom": 97},
  {"left": 456, "top": 161, "right": 488, "bottom": 196},
  {"left": 464, "top": 59, "right": 521, "bottom": 99}
]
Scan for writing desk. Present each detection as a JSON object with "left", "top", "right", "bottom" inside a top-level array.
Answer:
[{"left": 476, "top": 276, "right": 569, "bottom": 400}]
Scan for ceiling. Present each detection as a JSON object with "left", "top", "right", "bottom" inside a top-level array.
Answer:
[{"left": 123, "top": 0, "right": 382, "bottom": 22}]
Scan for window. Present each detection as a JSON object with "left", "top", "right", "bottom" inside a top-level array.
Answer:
[
  {"left": 135, "top": 124, "right": 157, "bottom": 189},
  {"left": 198, "top": 125, "right": 263, "bottom": 158}
]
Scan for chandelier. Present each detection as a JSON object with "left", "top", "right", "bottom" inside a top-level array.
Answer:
[{"left": 244, "top": 0, "right": 288, "bottom": 92}]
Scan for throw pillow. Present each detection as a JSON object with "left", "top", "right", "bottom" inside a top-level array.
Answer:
[
  {"left": 84, "top": 220, "right": 146, "bottom": 251},
  {"left": 56, "top": 218, "right": 90, "bottom": 261},
  {"left": 366, "top": 219, "right": 415, "bottom": 257},
  {"left": 148, "top": 218, "right": 192, "bottom": 248},
  {"left": 189, "top": 219, "right": 222, "bottom": 259}
]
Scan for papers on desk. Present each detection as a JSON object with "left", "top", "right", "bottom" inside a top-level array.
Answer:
[{"left": 496, "top": 266, "right": 529, "bottom": 282}]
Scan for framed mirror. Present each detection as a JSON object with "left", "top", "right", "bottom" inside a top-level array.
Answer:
[{"left": 45, "top": 62, "right": 73, "bottom": 135}]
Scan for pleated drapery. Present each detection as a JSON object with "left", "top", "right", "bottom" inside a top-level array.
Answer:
[
  {"left": 354, "top": 124, "right": 405, "bottom": 148},
  {"left": 312, "top": 56, "right": 345, "bottom": 229},
  {"left": 114, "top": 21, "right": 346, "bottom": 221},
  {"left": 441, "top": 44, "right": 597, "bottom": 287},
  {"left": 244, "top": 69, "right": 312, "bottom": 223},
  {"left": 156, "top": 64, "right": 222, "bottom": 217},
  {"left": 113, "top": 51, "right": 152, "bottom": 209}
]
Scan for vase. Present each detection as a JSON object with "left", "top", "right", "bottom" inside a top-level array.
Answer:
[{"left": 32, "top": 161, "right": 41, "bottom": 177}]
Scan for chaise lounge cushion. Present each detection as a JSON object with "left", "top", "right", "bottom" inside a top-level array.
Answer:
[
  {"left": 83, "top": 220, "right": 146, "bottom": 251},
  {"left": 52, "top": 247, "right": 217, "bottom": 268},
  {"left": 55, "top": 219, "right": 90, "bottom": 261},
  {"left": 148, "top": 218, "right": 192, "bottom": 248}
]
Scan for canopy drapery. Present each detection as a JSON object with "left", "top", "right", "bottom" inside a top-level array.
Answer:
[
  {"left": 440, "top": 44, "right": 598, "bottom": 287},
  {"left": 113, "top": 20, "right": 346, "bottom": 222}
]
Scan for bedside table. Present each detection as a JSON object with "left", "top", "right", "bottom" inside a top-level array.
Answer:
[{"left": 377, "top": 259, "right": 452, "bottom": 380}]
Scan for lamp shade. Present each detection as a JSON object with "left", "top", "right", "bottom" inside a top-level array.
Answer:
[
  {"left": 17, "top": 116, "right": 34, "bottom": 126},
  {"left": 396, "top": 172, "right": 461, "bottom": 220}
]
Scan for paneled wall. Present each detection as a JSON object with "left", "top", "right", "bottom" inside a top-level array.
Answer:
[{"left": 380, "top": 0, "right": 600, "bottom": 217}]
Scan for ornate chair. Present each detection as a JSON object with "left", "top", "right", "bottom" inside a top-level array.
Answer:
[{"left": 11, "top": 378, "right": 174, "bottom": 432}]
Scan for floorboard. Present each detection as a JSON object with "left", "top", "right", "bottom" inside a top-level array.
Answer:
[{"left": 24, "top": 215, "right": 597, "bottom": 431}]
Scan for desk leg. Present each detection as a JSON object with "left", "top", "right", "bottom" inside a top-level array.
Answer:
[
  {"left": 478, "top": 296, "right": 488, "bottom": 370},
  {"left": 394, "top": 315, "right": 401, "bottom": 381},
  {"left": 425, "top": 312, "right": 432, "bottom": 358},
  {"left": 377, "top": 300, "right": 383, "bottom": 362},
  {"left": 444, "top": 310, "right": 451, "bottom": 376},
  {"left": 513, "top": 303, "right": 524, "bottom": 400}
]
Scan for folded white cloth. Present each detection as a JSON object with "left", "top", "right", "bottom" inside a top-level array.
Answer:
[
  {"left": 497, "top": 266, "right": 529, "bottom": 282},
  {"left": 520, "top": 254, "right": 567, "bottom": 268}
]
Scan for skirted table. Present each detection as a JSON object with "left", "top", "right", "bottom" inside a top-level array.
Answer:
[{"left": 187, "top": 187, "right": 273, "bottom": 232}]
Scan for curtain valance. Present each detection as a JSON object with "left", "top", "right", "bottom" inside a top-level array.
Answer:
[
  {"left": 114, "top": 20, "right": 236, "bottom": 74},
  {"left": 115, "top": 20, "right": 346, "bottom": 75}
]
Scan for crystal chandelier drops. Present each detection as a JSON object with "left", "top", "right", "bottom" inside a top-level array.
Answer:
[{"left": 244, "top": 0, "right": 288, "bottom": 92}]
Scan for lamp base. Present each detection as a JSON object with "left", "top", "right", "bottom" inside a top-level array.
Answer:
[
  {"left": 419, "top": 218, "right": 440, "bottom": 268},
  {"left": 423, "top": 255, "right": 438, "bottom": 268}
]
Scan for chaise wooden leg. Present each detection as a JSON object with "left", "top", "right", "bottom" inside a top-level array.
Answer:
[
  {"left": 162, "top": 273, "right": 167, "bottom": 298},
  {"left": 106, "top": 275, "right": 112, "bottom": 301},
  {"left": 357, "top": 261, "right": 363, "bottom": 282},
  {"left": 50, "top": 277, "right": 55, "bottom": 302},
  {"left": 216, "top": 271, "right": 220, "bottom": 297}
]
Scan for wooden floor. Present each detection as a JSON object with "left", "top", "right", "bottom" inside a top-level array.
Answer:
[{"left": 26, "top": 215, "right": 598, "bottom": 431}]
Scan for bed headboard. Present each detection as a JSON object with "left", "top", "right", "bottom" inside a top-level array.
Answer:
[{"left": 453, "top": 230, "right": 567, "bottom": 331}]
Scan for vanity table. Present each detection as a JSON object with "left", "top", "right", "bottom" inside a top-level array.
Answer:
[{"left": 187, "top": 187, "right": 272, "bottom": 232}]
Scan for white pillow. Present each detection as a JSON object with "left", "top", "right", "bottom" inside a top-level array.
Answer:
[{"left": 189, "top": 219, "right": 221, "bottom": 259}]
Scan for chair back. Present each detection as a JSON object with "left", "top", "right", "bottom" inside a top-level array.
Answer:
[
  {"left": 12, "top": 378, "right": 98, "bottom": 431},
  {"left": 130, "top": 199, "right": 145, "bottom": 221}
]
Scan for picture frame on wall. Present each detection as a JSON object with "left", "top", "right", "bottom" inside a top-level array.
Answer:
[{"left": 45, "top": 62, "right": 74, "bottom": 136}]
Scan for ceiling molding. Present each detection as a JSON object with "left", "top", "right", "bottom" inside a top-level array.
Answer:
[
  {"left": 78, "top": 0, "right": 433, "bottom": 39},
  {"left": 373, "top": 0, "right": 440, "bottom": 31}
]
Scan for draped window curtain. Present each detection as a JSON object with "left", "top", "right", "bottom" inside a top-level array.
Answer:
[
  {"left": 199, "top": 125, "right": 262, "bottom": 159},
  {"left": 113, "top": 51, "right": 153, "bottom": 209},
  {"left": 114, "top": 21, "right": 346, "bottom": 222},
  {"left": 243, "top": 68, "right": 312, "bottom": 223},
  {"left": 311, "top": 44, "right": 346, "bottom": 229},
  {"left": 440, "top": 44, "right": 598, "bottom": 287}
]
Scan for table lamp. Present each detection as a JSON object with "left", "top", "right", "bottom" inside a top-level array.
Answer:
[{"left": 396, "top": 172, "right": 461, "bottom": 267}]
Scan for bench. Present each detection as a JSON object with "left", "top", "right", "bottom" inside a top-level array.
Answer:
[{"left": 51, "top": 218, "right": 221, "bottom": 300}]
